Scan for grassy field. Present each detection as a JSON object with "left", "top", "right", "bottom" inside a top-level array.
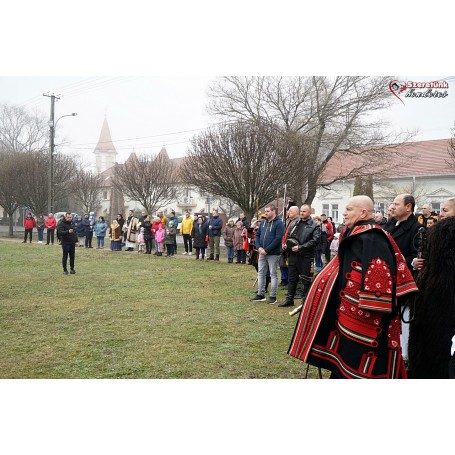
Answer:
[{"left": 0, "top": 235, "right": 327, "bottom": 379}]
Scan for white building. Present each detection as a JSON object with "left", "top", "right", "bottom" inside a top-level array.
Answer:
[
  {"left": 311, "top": 138, "right": 455, "bottom": 225},
  {"left": 93, "top": 119, "right": 219, "bottom": 219},
  {"left": 93, "top": 117, "right": 118, "bottom": 174}
]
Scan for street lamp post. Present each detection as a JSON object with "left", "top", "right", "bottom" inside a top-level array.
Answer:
[{"left": 47, "top": 112, "right": 77, "bottom": 214}]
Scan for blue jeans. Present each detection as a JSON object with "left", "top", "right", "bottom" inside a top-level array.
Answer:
[
  {"left": 257, "top": 254, "right": 280, "bottom": 298},
  {"left": 37, "top": 228, "right": 44, "bottom": 242},
  {"left": 226, "top": 245, "right": 234, "bottom": 260},
  {"left": 97, "top": 236, "right": 105, "bottom": 248},
  {"left": 166, "top": 243, "right": 175, "bottom": 256}
]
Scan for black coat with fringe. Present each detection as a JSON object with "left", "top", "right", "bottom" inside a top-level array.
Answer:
[{"left": 408, "top": 217, "right": 455, "bottom": 378}]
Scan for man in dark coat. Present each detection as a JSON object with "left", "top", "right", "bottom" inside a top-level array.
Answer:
[
  {"left": 57, "top": 212, "right": 78, "bottom": 275},
  {"left": 288, "top": 196, "right": 418, "bottom": 378},
  {"left": 279, "top": 205, "right": 321, "bottom": 308},
  {"left": 383, "top": 193, "right": 424, "bottom": 367},
  {"left": 207, "top": 209, "right": 223, "bottom": 261}
]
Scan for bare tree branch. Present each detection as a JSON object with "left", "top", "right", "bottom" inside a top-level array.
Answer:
[
  {"left": 12, "top": 150, "right": 77, "bottom": 216},
  {"left": 70, "top": 166, "right": 104, "bottom": 214},
  {"left": 0, "top": 103, "right": 48, "bottom": 152},
  {"left": 0, "top": 149, "right": 23, "bottom": 235},
  {"left": 207, "top": 76, "right": 416, "bottom": 204},
  {"left": 112, "top": 150, "right": 180, "bottom": 213},
  {"left": 180, "top": 121, "right": 294, "bottom": 218}
]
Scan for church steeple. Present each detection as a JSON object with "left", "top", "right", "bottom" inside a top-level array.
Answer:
[{"left": 93, "top": 116, "right": 118, "bottom": 173}]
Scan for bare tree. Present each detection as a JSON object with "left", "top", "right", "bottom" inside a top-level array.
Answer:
[
  {"left": 180, "top": 121, "right": 294, "bottom": 219},
  {"left": 376, "top": 179, "right": 430, "bottom": 210},
  {"left": 112, "top": 150, "right": 180, "bottom": 214},
  {"left": 208, "top": 76, "right": 415, "bottom": 204},
  {"left": 0, "top": 149, "right": 23, "bottom": 236},
  {"left": 213, "top": 196, "right": 241, "bottom": 219},
  {"left": 12, "top": 150, "right": 77, "bottom": 216},
  {"left": 70, "top": 166, "right": 104, "bottom": 214},
  {"left": 0, "top": 103, "right": 48, "bottom": 153}
]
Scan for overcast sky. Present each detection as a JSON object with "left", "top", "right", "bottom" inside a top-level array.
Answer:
[
  {"left": 1, "top": 75, "right": 454, "bottom": 170},
  {"left": 0, "top": 75, "right": 215, "bottom": 166}
]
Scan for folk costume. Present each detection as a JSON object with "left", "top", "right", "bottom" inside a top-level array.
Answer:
[
  {"left": 109, "top": 220, "right": 123, "bottom": 251},
  {"left": 288, "top": 221, "right": 418, "bottom": 379},
  {"left": 408, "top": 216, "right": 455, "bottom": 378},
  {"left": 124, "top": 214, "right": 139, "bottom": 251}
]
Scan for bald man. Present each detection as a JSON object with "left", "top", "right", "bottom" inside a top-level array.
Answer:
[{"left": 288, "top": 195, "right": 418, "bottom": 379}]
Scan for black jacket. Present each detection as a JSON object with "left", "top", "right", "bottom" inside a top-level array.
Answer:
[
  {"left": 383, "top": 213, "right": 421, "bottom": 271},
  {"left": 285, "top": 217, "right": 321, "bottom": 258},
  {"left": 192, "top": 221, "right": 209, "bottom": 248},
  {"left": 57, "top": 219, "right": 78, "bottom": 245}
]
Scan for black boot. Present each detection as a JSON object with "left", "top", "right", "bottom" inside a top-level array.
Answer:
[
  {"left": 278, "top": 294, "right": 294, "bottom": 307},
  {"left": 294, "top": 278, "right": 305, "bottom": 300},
  {"left": 214, "top": 254, "right": 220, "bottom": 261},
  {"left": 296, "top": 274, "right": 312, "bottom": 301},
  {"left": 207, "top": 254, "right": 214, "bottom": 260}
]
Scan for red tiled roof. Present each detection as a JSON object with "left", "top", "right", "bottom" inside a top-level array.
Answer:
[{"left": 320, "top": 138, "right": 453, "bottom": 183}]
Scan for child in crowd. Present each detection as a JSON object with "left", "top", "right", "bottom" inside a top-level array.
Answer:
[
  {"left": 137, "top": 227, "right": 146, "bottom": 254},
  {"left": 151, "top": 217, "right": 162, "bottom": 255},
  {"left": 330, "top": 232, "right": 340, "bottom": 259},
  {"left": 165, "top": 221, "right": 177, "bottom": 257},
  {"left": 222, "top": 218, "right": 236, "bottom": 263},
  {"left": 154, "top": 222, "right": 165, "bottom": 256}
]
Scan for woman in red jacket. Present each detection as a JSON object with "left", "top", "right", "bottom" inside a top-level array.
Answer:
[
  {"left": 45, "top": 213, "right": 57, "bottom": 245},
  {"left": 23, "top": 213, "right": 36, "bottom": 243}
]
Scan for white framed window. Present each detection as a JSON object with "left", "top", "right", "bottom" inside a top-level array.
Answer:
[{"left": 331, "top": 204, "right": 339, "bottom": 222}]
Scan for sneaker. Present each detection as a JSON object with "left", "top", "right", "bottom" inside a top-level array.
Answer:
[
  {"left": 250, "top": 294, "right": 266, "bottom": 302},
  {"left": 63, "top": 270, "right": 69, "bottom": 275},
  {"left": 70, "top": 269, "right": 76, "bottom": 274},
  {"left": 188, "top": 252, "right": 193, "bottom": 255},
  {"left": 182, "top": 252, "right": 188, "bottom": 255},
  {"left": 268, "top": 297, "right": 277, "bottom": 305}
]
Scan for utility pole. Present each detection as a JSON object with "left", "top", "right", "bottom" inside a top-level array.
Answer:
[{"left": 44, "top": 93, "right": 60, "bottom": 214}]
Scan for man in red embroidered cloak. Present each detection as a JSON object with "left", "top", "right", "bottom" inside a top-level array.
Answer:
[{"left": 288, "top": 195, "right": 418, "bottom": 379}]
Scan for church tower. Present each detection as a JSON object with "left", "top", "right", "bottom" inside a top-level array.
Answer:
[{"left": 93, "top": 117, "right": 118, "bottom": 173}]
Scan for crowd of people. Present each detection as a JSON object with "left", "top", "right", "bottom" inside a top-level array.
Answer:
[{"left": 19, "top": 196, "right": 455, "bottom": 379}]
